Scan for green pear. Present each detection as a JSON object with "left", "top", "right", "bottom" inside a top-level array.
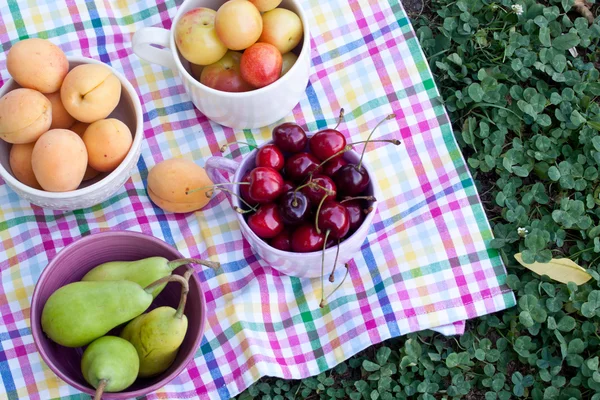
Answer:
[
  {"left": 81, "top": 336, "right": 139, "bottom": 399},
  {"left": 81, "top": 257, "right": 219, "bottom": 298},
  {"left": 121, "top": 270, "right": 192, "bottom": 378},
  {"left": 41, "top": 275, "right": 187, "bottom": 348}
]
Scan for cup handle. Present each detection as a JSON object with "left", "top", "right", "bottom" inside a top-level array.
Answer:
[
  {"left": 205, "top": 157, "right": 241, "bottom": 203},
  {"left": 132, "top": 27, "right": 177, "bottom": 71}
]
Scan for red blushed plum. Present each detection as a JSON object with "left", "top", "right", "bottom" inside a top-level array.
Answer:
[
  {"left": 200, "top": 51, "right": 254, "bottom": 92},
  {"left": 240, "top": 43, "right": 282, "bottom": 88}
]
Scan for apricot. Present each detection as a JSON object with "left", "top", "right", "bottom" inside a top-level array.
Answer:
[
  {"left": 32, "top": 129, "right": 88, "bottom": 192},
  {"left": 6, "top": 38, "right": 69, "bottom": 93},
  {"left": 82, "top": 118, "right": 132, "bottom": 172},
  {"left": 9, "top": 143, "right": 42, "bottom": 189},
  {"left": 147, "top": 158, "right": 213, "bottom": 213},
  {"left": 45, "top": 91, "right": 76, "bottom": 130},
  {"left": 0, "top": 88, "right": 52, "bottom": 144},
  {"left": 60, "top": 64, "right": 121, "bottom": 123}
]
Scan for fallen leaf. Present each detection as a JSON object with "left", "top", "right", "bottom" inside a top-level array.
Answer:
[{"left": 514, "top": 253, "right": 592, "bottom": 285}]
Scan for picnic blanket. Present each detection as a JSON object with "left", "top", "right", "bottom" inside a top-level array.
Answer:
[{"left": 0, "top": 0, "right": 516, "bottom": 399}]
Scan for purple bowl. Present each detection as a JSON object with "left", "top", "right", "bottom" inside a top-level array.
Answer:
[{"left": 30, "top": 231, "right": 207, "bottom": 399}]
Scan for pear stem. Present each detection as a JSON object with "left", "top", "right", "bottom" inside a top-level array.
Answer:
[
  {"left": 333, "top": 108, "right": 345, "bottom": 130},
  {"left": 319, "top": 230, "right": 331, "bottom": 308},
  {"left": 94, "top": 379, "right": 107, "bottom": 400},
  {"left": 167, "top": 258, "right": 221, "bottom": 271},
  {"left": 144, "top": 274, "right": 188, "bottom": 295},
  {"left": 175, "top": 268, "right": 193, "bottom": 319},
  {"left": 328, "top": 239, "right": 341, "bottom": 283},
  {"left": 357, "top": 114, "right": 396, "bottom": 170}
]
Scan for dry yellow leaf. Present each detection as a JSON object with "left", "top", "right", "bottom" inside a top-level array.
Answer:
[{"left": 514, "top": 253, "right": 592, "bottom": 285}]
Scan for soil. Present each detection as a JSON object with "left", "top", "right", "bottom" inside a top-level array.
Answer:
[{"left": 401, "top": 0, "right": 428, "bottom": 18}]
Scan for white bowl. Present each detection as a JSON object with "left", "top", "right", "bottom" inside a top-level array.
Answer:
[{"left": 0, "top": 56, "right": 143, "bottom": 211}]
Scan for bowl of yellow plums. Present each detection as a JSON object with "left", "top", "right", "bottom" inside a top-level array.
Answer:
[{"left": 30, "top": 231, "right": 219, "bottom": 399}]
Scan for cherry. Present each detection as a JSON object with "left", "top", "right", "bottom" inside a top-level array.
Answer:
[
  {"left": 316, "top": 200, "right": 350, "bottom": 239},
  {"left": 270, "top": 229, "right": 291, "bottom": 251},
  {"left": 279, "top": 191, "right": 309, "bottom": 225},
  {"left": 272, "top": 122, "right": 307, "bottom": 153},
  {"left": 343, "top": 199, "right": 366, "bottom": 233},
  {"left": 309, "top": 129, "right": 347, "bottom": 161},
  {"left": 322, "top": 156, "right": 347, "bottom": 177},
  {"left": 239, "top": 172, "right": 257, "bottom": 207},
  {"left": 284, "top": 152, "right": 320, "bottom": 182},
  {"left": 334, "top": 164, "right": 370, "bottom": 196},
  {"left": 301, "top": 174, "right": 336, "bottom": 204},
  {"left": 291, "top": 223, "right": 325, "bottom": 252},
  {"left": 247, "top": 203, "right": 284, "bottom": 239},
  {"left": 248, "top": 167, "right": 284, "bottom": 203},
  {"left": 281, "top": 180, "right": 294, "bottom": 194},
  {"left": 255, "top": 144, "right": 284, "bottom": 171}
]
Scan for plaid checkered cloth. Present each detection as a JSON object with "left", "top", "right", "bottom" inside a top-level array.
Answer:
[{"left": 0, "top": 0, "right": 515, "bottom": 399}]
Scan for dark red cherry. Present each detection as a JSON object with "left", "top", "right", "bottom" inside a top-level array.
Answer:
[
  {"left": 301, "top": 174, "right": 336, "bottom": 204},
  {"left": 248, "top": 167, "right": 284, "bottom": 203},
  {"left": 334, "top": 164, "right": 370, "bottom": 196},
  {"left": 317, "top": 201, "right": 350, "bottom": 239},
  {"left": 322, "top": 156, "right": 347, "bottom": 177},
  {"left": 291, "top": 223, "right": 325, "bottom": 252},
  {"left": 248, "top": 203, "right": 284, "bottom": 239},
  {"left": 256, "top": 144, "right": 284, "bottom": 171},
  {"left": 285, "top": 152, "right": 320, "bottom": 182},
  {"left": 279, "top": 191, "right": 309, "bottom": 225},
  {"left": 309, "top": 129, "right": 347, "bottom": 161},
  {"left": 240, "top": 172, "right": 258, "bottom": 207},
  {"left": 271, "top": 229, "right": 291, "bottom": 251},
  {"left": 272, "top": 122, "right": 307, "bottom": 153},
  {"left": 344, "top": 199, "right": 366, "bottom": 233},
  {"left": 281, "top": 180, "right": 295, "bottom": 194}
]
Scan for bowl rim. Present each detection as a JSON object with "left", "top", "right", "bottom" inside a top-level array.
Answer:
[
  {"left": 29, "top": 230, "right": 206, "bottom": 398},
  {"left": 0, "top": 56, "right": 144, "bottom": 199},
  {"left": 231, "top": 140, "right": 382, "bottom": 258},
  {"left": 171, "top": 0, "right": 310, "bottom": 98}
]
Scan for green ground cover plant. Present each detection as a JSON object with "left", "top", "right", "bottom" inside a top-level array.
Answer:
[{"left": 238, "top": 0, "right": 600, "bottom": 398}]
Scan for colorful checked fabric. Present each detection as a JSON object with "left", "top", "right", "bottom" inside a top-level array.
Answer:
[{"left": 0, "top": 0, "right": 516, "bottom": 399}]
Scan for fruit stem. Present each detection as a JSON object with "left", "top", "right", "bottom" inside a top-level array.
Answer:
[
  {"left": 333, "top": 108, "right": 345, "bottom": 130},
  {"left": 328, "top": 239, "right": 341, "bottom": 283},
  {"left": 314, "top": 144, "right": 353, "bottom": 171},
  {"left": 94, "top": 379, "right": 107, "bottom": 400},
  {"left": 348, "top": 139, "right": 401, "bottom": 146},
  {"left": 186, "top": 182, "right": 249, "bottom": 196},
  {"left": 220, "top": 141, "right": 258, "bottom": 153},
  {"left": 167, "top": 258, "right": 221, "bottom": 271},
  {"left": 321, "top": 263, "right": 350, "bottom": 308},
  {"left": 144, "top": 274, "right": 188, "bottom": 295},
  {"left": 175, "top": 268, "right": 193, "bottom": 319},
  {"left": 212, "top": 187, "right": 258, "bottom": 213},
  {"left": 357, "top": 114, "right": 396, "bottom": 170},
  {"left": 319, "top": 230, "right": 331, "bottom": 308},
  {"left": 340, "top": 196, "right": 377, "bottom": 204},
  {"left": 364, "top": 206, "right": 374, "bottom": 215},
  {"left": 314, "top": 194, "right": 329, "bottom": 235}
]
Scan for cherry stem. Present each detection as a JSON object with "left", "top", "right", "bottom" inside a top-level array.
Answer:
[
  {"left": 94, "top": 379, "right": 107, "bottom": 400},
  {"left": 328, "top": 239, "right": 341, "bottom": 283},
  {"left": 357, "top": 114, "right": 396, "bottom": 170},
  {"left": 220, "top": 141, "right": 258, "bottom": 153},
  {"left": 314, "top": 194, "right": 329, "bottom": 235},
  {"left": 348, "top": 139, "right": 401, "bottom": 146},
  {"left": 333, "top": 108, "right": 345, "bottom": 130},
  {"left": 321, "top": 263, "right": 350, "bottom": 307},
  {"left": 175, "top": 268, "right": 193, "bottom": 319},
  {"left": 314, "top": 144, "right": 353, "bottom": 171},
  {"left": 319, "top": 230, "right": 331, "bottom": 308},
  {"left": 364, "top": 206, "right": 374, "bottom": 215},
  {"left": 209, "top": 187, "right": 258, "bottom": 213},
  {"left": 186, "top": 182, "right": 249, "bottom": 195},
  {"left": 340, "top": 196, "right": 377, "bottom": 204}
]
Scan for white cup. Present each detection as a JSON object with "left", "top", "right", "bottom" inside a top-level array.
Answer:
[{"left": 132, "top": 0, "right": 311, "bottom": 129}]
